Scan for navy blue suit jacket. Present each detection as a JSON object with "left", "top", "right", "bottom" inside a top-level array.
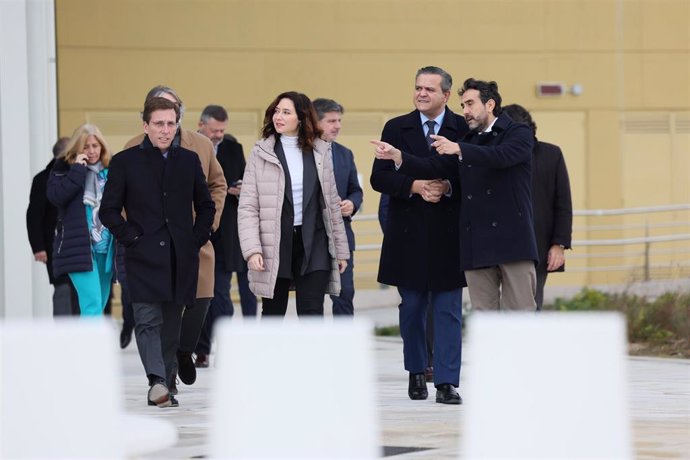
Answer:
[
  {"left": 371, "top": 108, "right": 468, "bottom": 291},
  {"left": 331, "top": 141, "right": 363, "bottom": 252}
]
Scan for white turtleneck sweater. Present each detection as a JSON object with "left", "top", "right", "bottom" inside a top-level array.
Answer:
[{"left": 281, "top": 135, "right": 304, "bottom": 226}]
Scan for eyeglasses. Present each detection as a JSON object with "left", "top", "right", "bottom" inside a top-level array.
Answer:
[{"left": 150, "top": 121, "right": 178, "bottom": 129}]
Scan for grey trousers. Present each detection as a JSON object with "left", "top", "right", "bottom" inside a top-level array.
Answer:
[
  {"left": 465, "top": 260, "right": 537, "bottom": 311},
  {"left": 53, "top": 282, "right": 78, "bottom": 316},
  {"left": 132, "top": 301, "right": 184, "bottom": 386}
]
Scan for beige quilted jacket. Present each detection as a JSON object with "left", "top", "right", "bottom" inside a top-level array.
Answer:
[{"left": 238, "top": 135, "right": 349, "bottom": 299}]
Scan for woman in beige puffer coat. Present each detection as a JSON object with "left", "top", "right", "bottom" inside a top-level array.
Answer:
[{"left": 238, "top": 91, "right": 349, "bottom": 316}]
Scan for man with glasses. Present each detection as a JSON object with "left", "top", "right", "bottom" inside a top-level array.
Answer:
[
  {"left": 101, "top": 97, "right": 215, "bottom": 407},
  {"left": 122, "top": 86, "right": 227, "bottom": 394}
]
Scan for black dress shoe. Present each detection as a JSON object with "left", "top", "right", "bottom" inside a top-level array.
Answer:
[
  {"left": 435, "top": 383, "right": 462, "bottom": 405},
  {"left": 177, "top": 352, "right": 196, "bottom": 385},
  {"left": 408, "top": 372, "right": 428, "bottom": 400},
  {"left": 119, "top": 329, "right": 132, "bottom": 349}
]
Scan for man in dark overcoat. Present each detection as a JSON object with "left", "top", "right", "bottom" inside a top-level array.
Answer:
[
  {"left": 194, "top": 104, "right": 257, "bottom": 367},
  {"left": 370, "top": 66, "right": 468, "bottom": 405},
  {"left": 503, "top": 104, "right": 573, "bottom": 309},
  {"left": 26, "top": 137, "right": 78, "bottom": 315},
  {"left": 100, "top": 97, "right": 215, "bottom": 408},
  {"left": 313, "top": 98, "right": 364, "bottom": 316},
  {"left": 374, "top": 78, "right": 538, "bottom": 311}
]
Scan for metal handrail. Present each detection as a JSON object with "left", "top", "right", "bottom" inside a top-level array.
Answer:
[{"left": 353, "top": 204, "right": 690, "bottom": 221}]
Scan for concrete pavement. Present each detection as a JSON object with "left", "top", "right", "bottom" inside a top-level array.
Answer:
[{"left": 118, "top": 290, "right": 690, "bottom": 459}]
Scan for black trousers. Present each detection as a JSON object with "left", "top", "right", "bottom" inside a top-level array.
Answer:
[{"left": 262, "top": 226, "right": 329, "bottom": 317}]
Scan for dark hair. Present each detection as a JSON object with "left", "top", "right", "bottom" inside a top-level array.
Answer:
[
  {"left": 200, "top": 105, "right": 228, "bottom": 123},
  {"left": 458, "top": 78, "right": 502, "bottom": 116},
  {"left": 312, "top": 98, "right": 344, "bottom": 120},
  {"left": 502, "top": 104, "right": 537, "bottom": 136},
  {"left": 416, "top": 66, "right": 453, "bottom": 93},
  {"left": 143, "top": 85, "right": 185, "bottom": 120},
  {"left": 142, "top": 97, "right": 180, "bottom": 123},
  {"left": 261, "top": 91, "right": 321, "bottom": 151},
  {"left": 52, "top": 137, "right": 70, "bottom": 158}
]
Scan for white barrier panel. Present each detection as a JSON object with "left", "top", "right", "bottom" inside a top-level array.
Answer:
[
  {"left": 0, "top": 318, "right": 176, "bottom": 459},
  {"left": 463, "top": 312, "right": 632, "bottom": 459},
  {"left": 209, "top": 318, "right": 380, "bottom": 459}
]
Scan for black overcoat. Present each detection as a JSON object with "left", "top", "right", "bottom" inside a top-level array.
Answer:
[
  {"left": 398, "top": 113, "right": 538, "bottom": 270},
  {"left": 26, "top": 159, "right": 63, "bottom": 284},
  {"left": 532, "top": 139, "right": 572, "bottom": 273},
  {"left": 370, "top": 108, "right": 467, "bottom": 291},
  {"left": 99, "top": 140, "right": 215, "bottom": 306},
  {"left": 213, "top": 135, "right": 246, "bottom": 272}
]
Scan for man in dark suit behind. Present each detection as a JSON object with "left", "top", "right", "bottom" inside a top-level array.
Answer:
[
  {"left": 370, "top": 66, "right": 468, "bottom": 405},
  {"left": 194, "top": 104, "right": 257, "bottom": 367},
  {"left": 100, "top": 97, "right": 215, "bottom": 408},
  {"left": 312, "top": 98, "right": 363, "bottom": 316},
  {"left": 503, "top": 104, "right": 572, "bottom": 310},
  {"left": 26, "top": 137, "right": 78, "bottom": 316}
]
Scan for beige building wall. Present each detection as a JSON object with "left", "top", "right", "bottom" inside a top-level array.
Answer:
[{"left": 56, "top": 0, "right": 690, "bottom": 288}]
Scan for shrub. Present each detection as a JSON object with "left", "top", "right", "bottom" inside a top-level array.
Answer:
[{"left": 545, "top": 288, "right": 690, "bottom": 355}]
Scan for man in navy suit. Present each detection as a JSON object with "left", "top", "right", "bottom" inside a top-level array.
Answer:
[
  {"left": 312, "top": 98, "right": 363, "bottom": 316},
  {"left": 370, "top": 66, "right": 468, "bottom": 405},
  {"left": 374, "top": 78, "right": 538, "bottom": 311}
]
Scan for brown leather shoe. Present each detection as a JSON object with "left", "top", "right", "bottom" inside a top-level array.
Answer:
[{"left": 195, "top": 353, "right": 209, "bottom": 368}]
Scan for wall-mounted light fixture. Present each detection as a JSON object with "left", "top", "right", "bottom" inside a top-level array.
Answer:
[{"left": 536, "top": 82, "right": 583, "bottom": 97}]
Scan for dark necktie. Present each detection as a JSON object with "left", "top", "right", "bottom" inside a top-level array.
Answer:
[{"left": 425, "top": 120, "right": 436, "bottom": 148}]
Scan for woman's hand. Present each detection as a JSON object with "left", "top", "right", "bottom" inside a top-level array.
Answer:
[
  {"left": 75, "top": 153, "right": 88, "bottom": 166},
  {"left": 248, "top": 253, "right": 265, "bottom": 271},
  {"left": 338, "top": 259, "right": 348, "bottom": 274}
]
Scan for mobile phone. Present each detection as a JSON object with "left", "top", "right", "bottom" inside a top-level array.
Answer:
[{"left": 231, "top": 179, "right": 242, "bottom": 187}]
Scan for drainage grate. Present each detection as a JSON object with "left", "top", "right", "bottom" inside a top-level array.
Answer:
[
  {"left": 192, "top": 446, "right": 435, "bottom": 458},
  {"left": 383, "top": 445, "right": 434, "bottom": 457}
]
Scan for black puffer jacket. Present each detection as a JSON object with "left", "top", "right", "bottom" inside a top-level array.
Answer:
[{"left": 46, "top": 159, "right": 92, "bottom": 277}]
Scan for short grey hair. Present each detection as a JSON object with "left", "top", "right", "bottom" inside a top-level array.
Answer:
[
  {"left": 416, "top": 66, "right": 453, "bottom": 93},
  {"left": 143, "top": 85, "right": 185, "bottom": 120},
  {"left": 200, "top": 105, "right": 228, "bottom": 124}
]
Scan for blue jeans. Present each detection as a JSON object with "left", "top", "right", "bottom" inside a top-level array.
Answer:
[
  {"left": 330, "top": 251, "right": 354, "bottom": 315},
  {"left": 398, "top": 287, "right": 463, "bottom": 386}
]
